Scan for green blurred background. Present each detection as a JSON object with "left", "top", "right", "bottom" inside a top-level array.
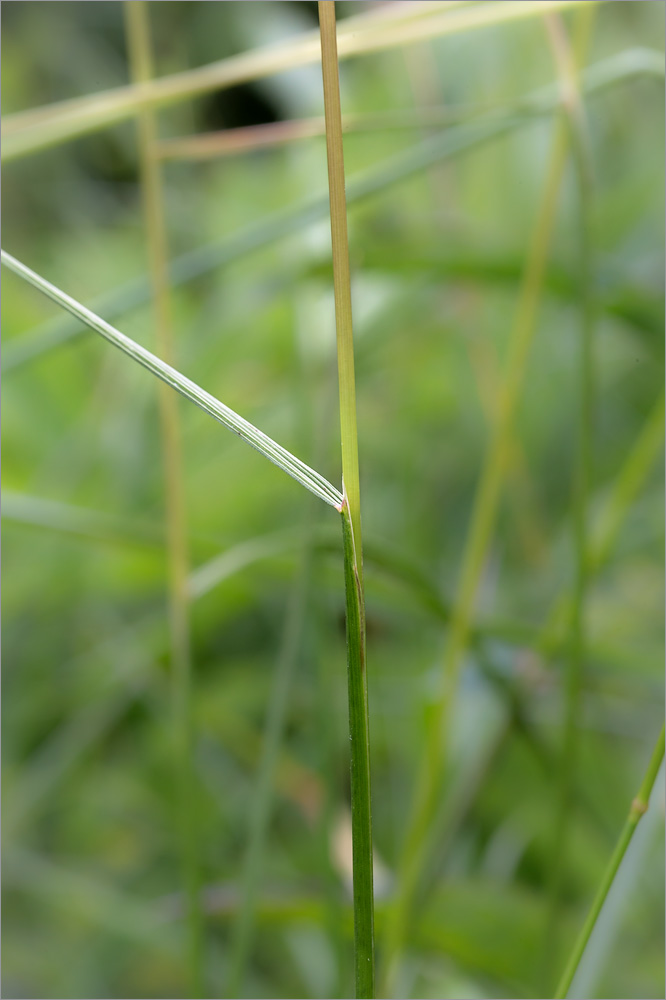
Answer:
[{"left": 2, "top": 2, "right": 664, "bottom": 998}]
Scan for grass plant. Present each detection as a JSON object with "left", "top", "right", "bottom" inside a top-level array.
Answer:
[
  {"left": 2, "top": 4, "right": 663, "bottom": 999},
  {"left": 319, "top": 3, "right": 374, "bottom": 994}
]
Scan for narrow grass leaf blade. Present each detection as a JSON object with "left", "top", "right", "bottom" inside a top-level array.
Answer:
[
  {"left": 1, "top": 251, "right": 343, "bottom": 510},
  {"left": 554, "top": 726, "right": 666, "bottom": 999}
]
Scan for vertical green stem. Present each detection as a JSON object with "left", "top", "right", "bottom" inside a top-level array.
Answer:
[
  {"left": 341, "top": 498, "right": 375, "bottom": 999},
  {"left": 554, "top": 725, "right": 665, "bottom": 999},
  {"left": 124, "top": 4, "right": 203, "bottom": 996},
  {"left": 319, "top": 3, "right": 374, "bottom": 996}
]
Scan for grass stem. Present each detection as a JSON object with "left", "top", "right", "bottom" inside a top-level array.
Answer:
[
  {"left": 340, "top": 499, "right": 375, "bottom": 999},
  {"left": 123, "top": 3, "right": 204, "bottom": 994},
  {"left": 319, "top": 3, "right": 374, "bottom": 994},
  {"left": 554, "top": 725, "right": 665, "bottom": 999}
]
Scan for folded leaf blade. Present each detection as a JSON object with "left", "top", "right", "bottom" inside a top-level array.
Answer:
[{"left": 1, "top": 251, "right": 343, "bottom": 511}]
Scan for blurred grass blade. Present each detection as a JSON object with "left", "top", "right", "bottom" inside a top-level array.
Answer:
[
  {"left": 535, "top": 390, "right": 666, "bottom": 656},
  {"left": 554, "top": 725, "right": 666, "bottom": 999},
  {"left": 589, "top": 390, "right": 665, "bottom": 570},
  {"left": 5, "top": 848, "right": 176, "bottom": 948},
  {"left": 124, "top": 3, "right": 204, "bottom": 994},
  {"left": 226, "top": 529, "right": 313, "bottom": 998},
  {"left": 2, "top": 0, "right": 594, "bottom": 161},
  {"left": 189, "top": 528, "right": 301, "bottom": 599},
  {"left": 155, "top": 105, "right": 494, "bottom": 162},
  {"left": 380, "top": 11, "right": 595, "bottom": 990},
  {"left": 1, "top": 490, "right": 164, "bottom": 546},
  {"left": 5, "top": 683, "right": 145, "bottom": 840},
  {"left": 1, "top": 251, "right": 343, "bottom": 510},
  {"left": 5, "top": 48, "right": 663, "bottom": 373}
]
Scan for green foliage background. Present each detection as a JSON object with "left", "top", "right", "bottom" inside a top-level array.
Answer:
[{"left": 2, "top": 2, "right": 664, "bottom": 998}]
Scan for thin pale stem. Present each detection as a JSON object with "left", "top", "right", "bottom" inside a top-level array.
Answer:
[
  {"left": 554, "top": 725, "right": 665, "bottom": 999},
  {"left": 380, "top": 17, "right": 596, "bottom": 991},
  {"left": 319, "top": 3, "right": 374, "bottom": 995},
  {"left": 319, "top": 0, "right": 362, "bottom": 556},
  {"left": 123, "top": 4, "right": 204, "bottom": 995}
]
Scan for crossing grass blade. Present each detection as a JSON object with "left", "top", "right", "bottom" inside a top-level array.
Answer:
[
  {"left": 1, "top": 0, "right": 597, "bottom": 162},
  {"left": 4, "top": 48, "right": 662, "bottom": 374},
  {"left": 0, "top": 251, "right": 343, "bottom": 511}
]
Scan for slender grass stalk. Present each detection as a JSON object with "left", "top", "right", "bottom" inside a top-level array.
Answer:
[
  {"left": 0, "top": 251, "right": 343, "bottom": 510},
  {"left": 123, "top": 5, "right": 204, "bottom": 994},
  {"left": 319, "top": 3, "right": 362, "bottom": 559},
  {"left": 319, "top": 3, "right": 374, "bottom": 995},
  {"left": 340, "top": 498, "right": 375, "bottom": 999},
  {"left": 542, "top": 12, "right": 596, "bottom": 986},
  {"left": 554, "top": 725, "right": 665, "bottom": 999},
  {"left": 380, "top": 18, "right": 595, "bottom": 994},
  {"left": 1, "top": 0, "right": 596, "bottom": 162},
  {"left": 6, "top": 48, "right": 662, "bottom": 374}
]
